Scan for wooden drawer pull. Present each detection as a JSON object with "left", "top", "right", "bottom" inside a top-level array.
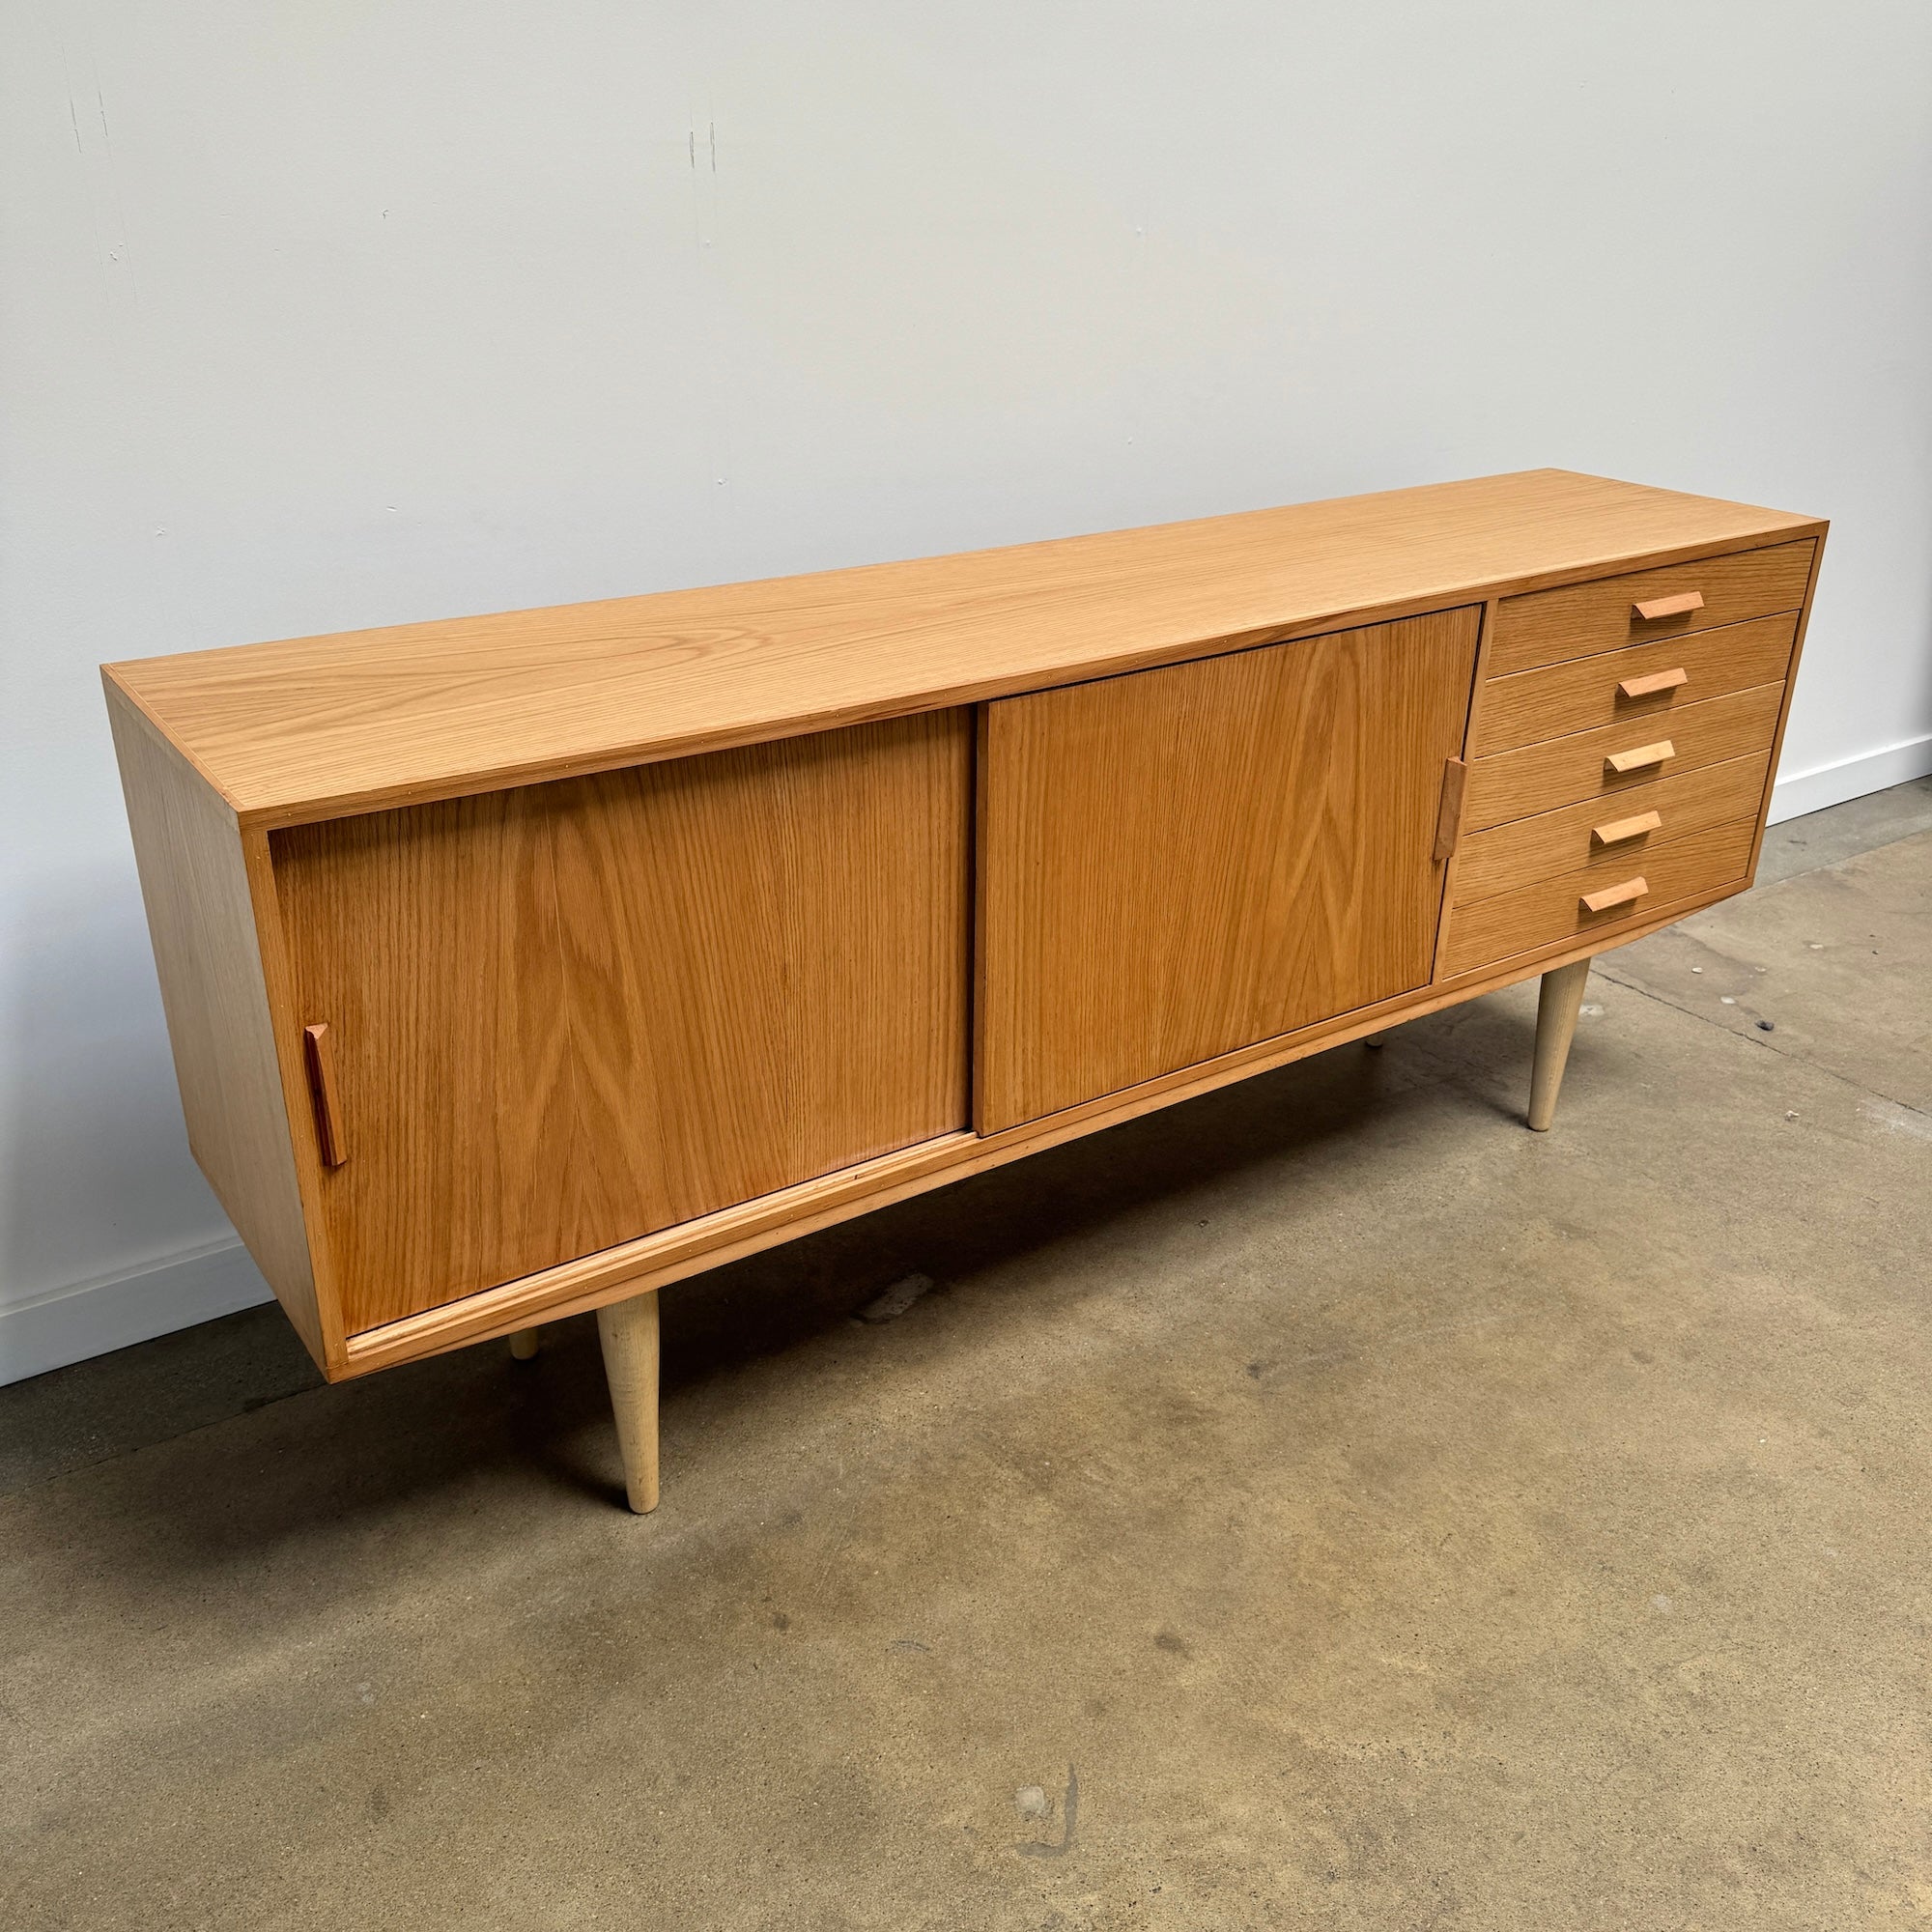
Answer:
[
  {"left": 1633, "top": 590, "right": 1704, "bottom": 621},
  {"left": 302, "top": 1022, "right": 348, "bottom": 1168},
  {"left": 1592, "top": 809, "right": 1662, "bottom": 847},
  {"left": 1581, "top": 875, "right": 1648, "bottom": 915},
  {"left": 1605, "top": 738, "right": 1674, "bottom": 775},
  {"left": 1618, "top": 666, "right": 1689, "bottom": 698}
]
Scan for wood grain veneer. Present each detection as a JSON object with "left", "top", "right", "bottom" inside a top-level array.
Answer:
[
  {"left": 272, "top": 712, "right": 971, "bottom": 1331},
  {"left": 1442, "top": 817, "right": 1757, "bottom": 977},
  {"left": 1470, "top": 613, "right": 1798, "bottom": 756},
  {"left": 103, "top": 682, "right": 327, "bottom": 1362},
  {"left": 104, "top": 469, "right": 1829, "bottom": 1446},
  {"left": 1452, "top": 752, "right": 1773, "bottom": 904},
  {"left": 1463, "top": 683, "right": 1785, "bottom": 832},
  {"left": 1744, "top": 532, "right": 1829, "bottom": 882},
  {"left": 339, "top": 863, "right": 1768, "bottom": 1377},
  {"left": 103, "top": 472, "right": 1821, "bottom": 830},
  {"left": 976, "top": 611, "right": 1479, "bottom": 1131},
  {"left": 1488, "top": 539, "right": 1813, "bottom": 678}
]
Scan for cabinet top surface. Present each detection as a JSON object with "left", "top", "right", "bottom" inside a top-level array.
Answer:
[{"left": 104, "top": 469, "right": 1822, "bottom": 826}]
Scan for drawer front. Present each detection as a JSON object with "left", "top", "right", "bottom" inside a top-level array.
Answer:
[
  {"left": 1463, "top": 681, "right": 1784, "bottom": 833},
  {"left": 1489, "top": 539, "right": 1814, "bottom": 678},
  {"left": 1471, "top": 613, "right": 1797, "bottom": 758},
  {"left": 1443, "top": 817, "right": 1757, "bottom": 978},
  {"left": 1453, "top": 752, "right": 1772, "bottom": 905}
]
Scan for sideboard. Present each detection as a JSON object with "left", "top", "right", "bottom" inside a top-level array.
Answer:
[{"left": 103, "top": 469, "right": 1827, "bottom": 1512}]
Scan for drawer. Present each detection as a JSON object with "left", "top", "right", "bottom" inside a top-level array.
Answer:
[
  {"left": 1489, "top": 539, "right": 1814, "bottom": 678},
  {"left": 1463, "top": 681, "right": 1783, "bottom": 833},
  {"left": 1453, "top": 752, "right": 1772, "bottom": 905},
  {"left": 1471, "top": 613, "right": 1797, "bottom": 758},
  {"left": 1442, "top": 817, "right": 1757, "bottom": 978}
]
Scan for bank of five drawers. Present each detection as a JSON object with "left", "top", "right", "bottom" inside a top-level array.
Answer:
[{"left": 1442, "top": 539, "right": 1813, "bottom": 977}]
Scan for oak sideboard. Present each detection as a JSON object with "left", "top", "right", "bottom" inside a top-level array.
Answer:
[{"left": 104, "top": 469, "right": 1827, "bottom": 1513}]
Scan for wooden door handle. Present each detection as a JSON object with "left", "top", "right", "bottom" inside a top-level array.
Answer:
[
  {"left": 1633, "top": 591, "right": 1704, "bottom": 621},
  {"left": 1433, "top": 755, "right": 1467, "bottom": 862},
  {"left": 1605, "top": 738, "right": 1674, "bottom": 775},
  {"left": 1581, "top": 876, "right": 1648, "bottom": 914},
  {"left": 1592, "top": 809, "right": 1662, "bottom": 847},
  {"left": 1618, "top": 667, "right": 1689, "bottom": 698},
  {"left": 302, "top": 1022, "right": 348, "bottom": 1167}
]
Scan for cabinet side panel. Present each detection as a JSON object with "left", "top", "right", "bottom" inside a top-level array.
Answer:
[
  {"left": 1746, "top": 526, "right": 1829, "bottom": 878},
  {"left": 103, "top": 680, "right": 326, "bottom": 1366}
]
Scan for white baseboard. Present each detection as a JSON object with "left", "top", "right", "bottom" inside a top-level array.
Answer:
[
  {"left": 1769, "top": 733, "right": 1932, "bottom": 823},
  {"left": 0, "top": 1238, "right": 272, "bottom": 1387}
]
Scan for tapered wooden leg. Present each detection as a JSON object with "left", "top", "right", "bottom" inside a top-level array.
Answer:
[
  {"left": 597, "top": 1292, "right": 661, "bottom": 1514},
  {"left": 507, "top": 1326, "right": 541, "bottom": 1361},
  {"left": 1528, "top": 957, "right": 1592, "bottom": 1132}
]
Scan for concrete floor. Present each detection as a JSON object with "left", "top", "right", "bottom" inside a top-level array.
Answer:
[{"left": 4, "top": 778, "right": 1929, "bottom": 1931}]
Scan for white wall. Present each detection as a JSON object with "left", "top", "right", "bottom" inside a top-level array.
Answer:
[{"left": 5, "top": 1, "right": 1930, "bottom": 1380}]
